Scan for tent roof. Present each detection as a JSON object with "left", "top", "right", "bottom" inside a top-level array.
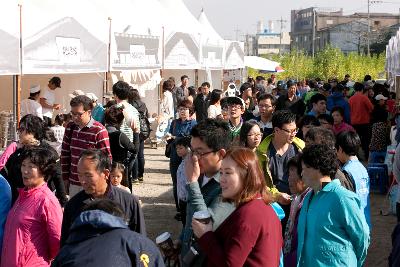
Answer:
[
  {"left": 244, "top": 56, "right": 280, "bottom": 72},
  {"left": 0, "top": 0, "right": 20, "bottom": 75},
  {"left": 198, "top": 9, "right": 224, "bottom": 43}
]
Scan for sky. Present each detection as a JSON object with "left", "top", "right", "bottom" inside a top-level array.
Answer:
[{"left": 183, "top": 0, "right": 400, "bottom": 40}]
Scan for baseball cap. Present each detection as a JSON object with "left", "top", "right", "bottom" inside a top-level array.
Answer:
[
  {"left": 29, "top": 85, "right": 40, "bottom": 94},
  {"left": 68, "top": 90, "right": 85, "bottom": 98},
  {"left": 226, "top": 96, "right": 245, "bottom": 109},
  {"left": 49, "top": 76, "right": 61, "bottom": 88},
  {"left": 375, "top": 94, "right": 387, "bottom": 101}
]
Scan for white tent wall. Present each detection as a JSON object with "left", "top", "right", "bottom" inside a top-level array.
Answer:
[
  {"left": 0, "top": 1, "right": 20, "bottom": 75},
  {"left": 162, "top": 69, "right": 196, "bottom": 87},
  {"left": 140, "top": 85, "right": 160, "bottom": 116},
  {"left": 198, "top": 70, "right": 223, "bottom": 91}
]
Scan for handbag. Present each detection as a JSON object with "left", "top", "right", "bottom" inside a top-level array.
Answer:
[{"left": 165, "top": 120, "right": 176, "bottom": 158}]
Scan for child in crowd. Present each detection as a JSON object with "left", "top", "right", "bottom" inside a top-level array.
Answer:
[
  {"left": 175, "top": 136, "right": 191, "bottom": 227},
  {"left": 110, "top": 162, "right": 131, "bottom": 193}
]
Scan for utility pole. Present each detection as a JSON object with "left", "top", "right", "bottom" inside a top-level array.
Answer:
[
  {"left": 275, "top": 17, "right": 288, "bottom": 55},
  {"left": 234, "top": 25, "right": 241, "bottom": 41},
  {"left": 367, "top": 0, "right": 371, "bottom": 56},
  {"left": 312, "top": 8, "right": 316, "bottom": 57}
]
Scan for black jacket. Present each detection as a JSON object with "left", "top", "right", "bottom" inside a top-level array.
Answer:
[
  {"left": 131, "top": 99, "right": 149, "bottom": 118},
  {"left": 53, "top": 210, "right": 164, "bottom": 267},
  {"left": 0, "top": 141, "right": 68, "bottom": 206},
  {"left": 106, "top": 125, "right": 138, "bottom": 163},
  {"left": 193, "top": 94, "right": 210, "bottom": 122},
  {"left": 60, "top": 185, "right": 146, "bottom": 246}
]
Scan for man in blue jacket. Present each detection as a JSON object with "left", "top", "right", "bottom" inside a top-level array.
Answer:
[
  {"left": 0, "top": 174, "right": 11, "bottom": 253},
  {"left": 53, "top": 199, "right": 164, "bottom": 267}
]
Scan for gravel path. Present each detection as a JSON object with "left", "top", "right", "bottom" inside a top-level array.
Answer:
[
  {"left": 135, "top": 146, "right": 397, "bottom": 266},
  {"left": 132, "top": 146, "right": 181, "bottom": 242}
]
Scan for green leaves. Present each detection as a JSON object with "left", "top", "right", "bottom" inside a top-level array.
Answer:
[{"left": 252, "top": 46, "right": 385, "bottom": 81}]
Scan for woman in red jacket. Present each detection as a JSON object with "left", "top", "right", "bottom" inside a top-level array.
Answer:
[{"left": 192, "top": 147, "right": 282, "bottom": 267}]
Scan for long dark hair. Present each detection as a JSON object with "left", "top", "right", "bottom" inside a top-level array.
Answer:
[{"left": 239, "top": 121, "right": 261, "bottom": 147}]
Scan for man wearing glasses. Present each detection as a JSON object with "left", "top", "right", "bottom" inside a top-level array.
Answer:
[
  {"left": 61, "top": 95, "right": 112, "bottom": 198},
  {"left": 256, "top": 110, "right": 305, "bottom": 232},
  {"left": 180, "top": 119, "right": 235, "bottom": 265}
]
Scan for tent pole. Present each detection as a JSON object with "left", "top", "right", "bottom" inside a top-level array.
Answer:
[
  {"left": 195, "top": 69, "right": 199, "bottom": 88},
  {"left": 159, "top": 26, "right": 165, "bottom": 115},
  {"left": 104, "top": 17, "right": 112, "bottom": 105}
]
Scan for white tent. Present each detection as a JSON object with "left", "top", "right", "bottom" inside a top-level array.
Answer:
[
  {"left": 244, "top": 56, "right": 280, "bottom": 72},
  {"left": 198, "top": 9, "right": 224, "bottom": 70},
  {"left": 0, "top": 1, "right": 20, "bottom": 75},
  {"left": 86, "top": 0, "right": 163, "bottom": 71},
  {"left": 224, "top": 40, "right": 245, "bottom": 70},
  {"left": 21, "top": 0, "right": 108, "bottom": 74},
  {"left": 159, "top": 0, "right": 203, "bottom": 70}
]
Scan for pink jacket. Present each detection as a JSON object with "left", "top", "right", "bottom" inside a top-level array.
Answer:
[
  {"left": 1, "top": 183, "right": 62, "bottom": 267},
  {"left": 0, "top": 142, "right": 17, "bottom": 171}
]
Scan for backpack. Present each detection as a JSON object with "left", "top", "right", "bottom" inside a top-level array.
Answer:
[
  {"left": 340, "top": 169, "right": 356, "bottom": 193},
  {"left": 139, "top": 113, "right": 151, "bottom": 141}
]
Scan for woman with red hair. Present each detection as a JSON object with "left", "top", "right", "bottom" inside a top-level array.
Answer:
[{"left": 192, "top": 147, "right": 282, "bottom": 267}]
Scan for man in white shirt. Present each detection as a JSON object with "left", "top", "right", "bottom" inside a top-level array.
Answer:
[
  {"left": 40, "top": 76, "right": 61, "bottom": 126},
  {"left": 20, "top": 85, "right": 43, "bottom": 119}
]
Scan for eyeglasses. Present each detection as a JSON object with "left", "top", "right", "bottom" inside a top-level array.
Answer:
[
  {"left": 70, "top": 111, "right": 87, "bottom": 117},
  {"left": 228, "top": 104, "right": 242, "bottom": 110},
  {"left": 247, "top": 133, "right": 262, "bottom": 138},
  {"left": 192, "top": 150, "right": 215, "bottom": 158},
  {"left": 280, "top": 128, "right": 299, "bottom": 134}
]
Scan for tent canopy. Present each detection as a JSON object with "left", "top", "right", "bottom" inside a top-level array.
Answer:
[
  {"left": 244, "top": 56, "right": 281, "bottom": 72},
  {"left": 0, "top": 1, "right": 20, "bottom": 75},
  {"left": 21, "top": 0, "right": 109, "bottom": 74},
  {"left": 198, "top": 9, "right": 224, "bottom": 70}
]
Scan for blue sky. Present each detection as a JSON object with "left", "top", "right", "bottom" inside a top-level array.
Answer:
[{"left": 183, "top": 0, "right": 400, "bottom": 40}]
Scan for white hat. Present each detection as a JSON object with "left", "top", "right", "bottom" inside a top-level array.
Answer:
[
  {"left": 68, "top": 90, "right": 85, "bottom": 98},
  {"left": 375, "top": 94, "right": 387, "bottom": 101},
  {"left": 86, "top": 93, "right": 98, "bottom": 102},
  {"left": 30, "top": 85, "right": 40, "bottom": 94},
  {"left": 226, "top": 96, "right": 246, "bottom": 109}
]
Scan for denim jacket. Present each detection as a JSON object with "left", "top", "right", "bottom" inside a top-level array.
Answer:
[{"left": 297, "top": 179, "right": 370, "bottom": 267}]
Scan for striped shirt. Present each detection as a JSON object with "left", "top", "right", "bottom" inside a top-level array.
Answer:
[{"left": 61, "top": 118, "right": 112, "bottom": 185}]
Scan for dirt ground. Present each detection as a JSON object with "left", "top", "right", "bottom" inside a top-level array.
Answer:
[{"left": 134, "top": 146, "right": 397, "bottom": 267}]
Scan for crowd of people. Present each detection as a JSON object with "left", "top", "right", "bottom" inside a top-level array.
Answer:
[{"left": 0, "top": 72, "right": 399, "bottom": 266}]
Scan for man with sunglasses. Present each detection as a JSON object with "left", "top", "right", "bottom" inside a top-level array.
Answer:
[
  {"left": 61, "top": 95, "right": 112, "bottom": 198},
  {"left": 256, "top": 110, "right": 305, "bottom": 232}
]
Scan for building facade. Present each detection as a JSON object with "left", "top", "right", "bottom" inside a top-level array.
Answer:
[{"left": 290, "top": 7, "right": 400, "bottom": 54}]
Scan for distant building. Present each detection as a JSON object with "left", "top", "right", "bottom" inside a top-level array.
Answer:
[
  {"left": 257, "top": 31, "right": 290, "bottom": 55},
  {"left": 290, "top": 7, "right": 400, "bottom": 54},
  {"left": 244, "top": 20, "right": 290, "bottom": 56}
]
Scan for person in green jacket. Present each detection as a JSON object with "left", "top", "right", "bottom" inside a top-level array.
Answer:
[
  {"left": 256, "top": 110, "right": 305, "bottom": 204},
  {"left": 297, "top": 144, "right": 370, "bottom": 267}
]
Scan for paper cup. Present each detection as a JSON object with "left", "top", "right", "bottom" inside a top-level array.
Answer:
[
  {"left": 156, "top": 232, "right": 174, "bottom": 256},
  {"left": 193, "top": 210, "right": 211, "bottom": 224}
]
